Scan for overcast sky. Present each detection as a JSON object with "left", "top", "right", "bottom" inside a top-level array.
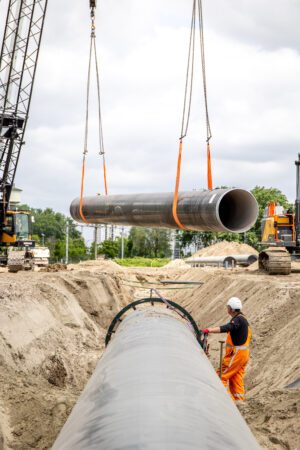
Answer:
[{"left": 1, "top": 0, "right": 300, "bottom": 222}]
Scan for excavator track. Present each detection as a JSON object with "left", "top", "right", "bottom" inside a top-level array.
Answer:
[
  {"left": 259, "top": 247, "right": 291, "bottom": 275},
  {"left": 7, "top": 249, "right": 33, "bottom": 273}
]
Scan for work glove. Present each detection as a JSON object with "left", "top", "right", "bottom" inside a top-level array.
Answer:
[{"left": 201, "top": 328, "right": 210, "bottom": 334}]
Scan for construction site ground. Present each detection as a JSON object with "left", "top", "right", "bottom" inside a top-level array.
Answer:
[{"left": 0, "top": 246, "right": 299, "bottom": 449}]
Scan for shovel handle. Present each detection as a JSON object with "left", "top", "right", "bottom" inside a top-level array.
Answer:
[{"left": 219, "top": 340, "right": 225, "bottom": 378}]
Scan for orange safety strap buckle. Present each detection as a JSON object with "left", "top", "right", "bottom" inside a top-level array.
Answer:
[
  {"left": 207, "top": 141, "right": 213, "bottom": 190},
  {"left": 79, "top": 158, "right": 90, "bottom": 224},
  {"left": 172, "top": 140, "right": 190, "bottom": 231},
  {"left": 103, "top": 158, "right": 108, "bottom": 196}
]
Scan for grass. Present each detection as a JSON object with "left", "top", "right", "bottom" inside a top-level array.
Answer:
[{"left": 114, "top": 257, "right": 170, "bottom": 267}]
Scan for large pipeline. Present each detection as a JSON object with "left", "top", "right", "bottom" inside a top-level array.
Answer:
[
  {"left": 70, "top": 189, "right": 258, "bottom": 233},
  {"left": 186, "top": 256, "right": 236, "bottom": 267},
  {"left": 53, "top": 307, "right": 260, "bottom": 449},
  {"left": 232, "top": 254, "right": 258, "bottom": 266},
  {"left": 186, "top": 254, "right": 258, "bottom": 267}
]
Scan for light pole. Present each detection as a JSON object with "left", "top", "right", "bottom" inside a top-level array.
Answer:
[
  {"left": 94, "top": 225, "right": 98, "bottom": 260},
  {"left": 66, "top": 223, "right": 69, "bottom": 264},
  {"left": 41, "top": 233, "right": 45, "bottom": 247},
  {"left": 121, "top": 227, "right": 124, "bottom": 259}
]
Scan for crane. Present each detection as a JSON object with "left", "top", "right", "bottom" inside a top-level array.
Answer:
[{"left": 0, "top": 0, "right": 48, "bottom": 271}]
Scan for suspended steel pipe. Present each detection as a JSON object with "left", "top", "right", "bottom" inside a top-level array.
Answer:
[
  {"left": 70, "top": 189, "right": 258, "bottom": 233},
  {"left": 53, "top": 307, "right": 260, "bottom": 450}
]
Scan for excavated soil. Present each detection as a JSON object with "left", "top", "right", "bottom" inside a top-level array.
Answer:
[
  {"left": 0, "top": 246, "right": 299, "bottom": 449},
  {"left": 192, "top": 240, "right": 259, "bottom": 257}
]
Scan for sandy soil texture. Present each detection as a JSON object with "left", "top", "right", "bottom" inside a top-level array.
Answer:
[
  {"left": 192, "top": 241, "right": 259, "bottom": 257},
  {"left": 0, "top": 245, "right": 299, "bottom": 449}
]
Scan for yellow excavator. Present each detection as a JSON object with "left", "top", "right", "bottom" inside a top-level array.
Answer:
[
  {"left": 0, "top": 188, "right": 34, "bottom": 272},
  {"left": 259, "top": 154, "right": 300, "bottom": 275}
]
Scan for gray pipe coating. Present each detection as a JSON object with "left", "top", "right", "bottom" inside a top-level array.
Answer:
[
  {"left": 186, "top": 254, "right": 258, "bottom": 267},
  {"left": 70, "top": 189, "right": 258, "bottom": 233},
  {"left": 232, "top": 254, "right": 258, "bottom": 266},
  {"left": 186, "top": 256, "right": 236, "bottom": 267},
  {"left": 52, "top": 308, "right": 260, "bottom": 450}
]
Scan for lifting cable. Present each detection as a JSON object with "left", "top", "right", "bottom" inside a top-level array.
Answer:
[
  {"left": 198, "top": 0, "right": 213, "bottom": 189},
  {"left": 172, "top": 0, "right": 212, "bottom": 231},
  {"left": 80, "top": 2, "right": 107, "bottom": 224}
]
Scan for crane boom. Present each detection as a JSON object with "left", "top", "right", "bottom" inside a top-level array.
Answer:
[{"left": 0, "top": 0, "right": 48, "bottom": 225}]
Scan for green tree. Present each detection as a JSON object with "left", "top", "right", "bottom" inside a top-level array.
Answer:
[
  {"left": 128, "top": 228, "right": 150, "bottom": 257},
  {"left": 54, "top": 237, "right": 87, "bottom": 262},
  {"left": 69, "top": 238, "right": 87, "bottom": 261},
  {"left": 54, "top": 238, "right": 64, "bottom": 260},
  {"left": 97, "top": 239, "right": 120, "bottom": 258},
  {"left": 147, "top": 229, "right": 171, "bottom": 257},
  {"left": 127, "top": 227, "right": 172, "bottom": 258},
  {"left": 32, "top": 234, "right": 41, "bottom": 245}
]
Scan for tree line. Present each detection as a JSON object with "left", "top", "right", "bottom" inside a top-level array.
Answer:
[{"left": 18, "top": 186, "right": 292, "bottom": 261}]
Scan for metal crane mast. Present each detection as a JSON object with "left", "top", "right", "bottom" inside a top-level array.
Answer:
[{"left": 0, "top": 0, "right": 48, "bottom": 226}]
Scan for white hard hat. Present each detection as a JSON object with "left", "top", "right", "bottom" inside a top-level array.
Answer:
[{"left": 227, "top": 297, "right": 242, "bottom": 311}]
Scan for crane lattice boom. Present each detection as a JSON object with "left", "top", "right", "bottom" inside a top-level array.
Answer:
[{"left": 0, "top": 0, "right": 48, "bottom": 223}]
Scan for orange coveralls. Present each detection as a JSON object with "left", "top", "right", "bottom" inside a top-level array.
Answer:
[{"left": 217, "top": 314, "right": 251, "bottom": 401}]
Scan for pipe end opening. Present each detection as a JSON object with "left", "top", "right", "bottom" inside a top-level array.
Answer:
[{"left": 218, "top": 190, "right": 258, "bottom": 233}]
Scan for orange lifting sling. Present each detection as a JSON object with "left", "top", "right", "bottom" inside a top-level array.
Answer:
[{"left": 172, "top": 0, "right": 213, "bottom": 230}]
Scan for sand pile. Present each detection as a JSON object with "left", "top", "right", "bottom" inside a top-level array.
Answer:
[
  {"left": 69, "top": 259, "right": 123, "bottom": 273},
  {"left": 0, "top": 262, "right": 299, "bottom": 449},
  {"left": 192, "top": 241, "right": 258, "bottom": 258},
  {"left": 164, "top": 259, "right": 189, "bottom": 269}
]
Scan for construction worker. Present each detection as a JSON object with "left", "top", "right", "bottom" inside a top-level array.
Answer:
[{"left": 202, "top": 297, "right": 251, "bottom": 402}]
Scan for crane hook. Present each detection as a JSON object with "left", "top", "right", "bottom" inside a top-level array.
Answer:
[{"left": 90, "top": 0, "right": 96, "bottom": 20}]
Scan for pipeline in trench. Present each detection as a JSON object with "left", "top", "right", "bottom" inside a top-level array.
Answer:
[{"left": 53, "top": 299, "right": 260, "bottom": 450}]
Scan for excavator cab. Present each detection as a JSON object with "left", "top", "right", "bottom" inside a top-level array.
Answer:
[
  {"left": 261, "top": 202, "right": 295, "bottom": 247},
  {"left": 1, "top": 211, "right": 34, "bottom": 247}
]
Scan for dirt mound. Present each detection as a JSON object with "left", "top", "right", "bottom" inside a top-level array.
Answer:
[
  {"left": 69, "top": 259, "right": 122, "bottom": 273},
  {"left": 247, "top": 260, "right": 259, "bottom": 271},
  {"left": 164, "top": 259, "right": 189, "bottom": 269},
  {"left": 192, "top": 241, "right": 258, "bottom": 258}
]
